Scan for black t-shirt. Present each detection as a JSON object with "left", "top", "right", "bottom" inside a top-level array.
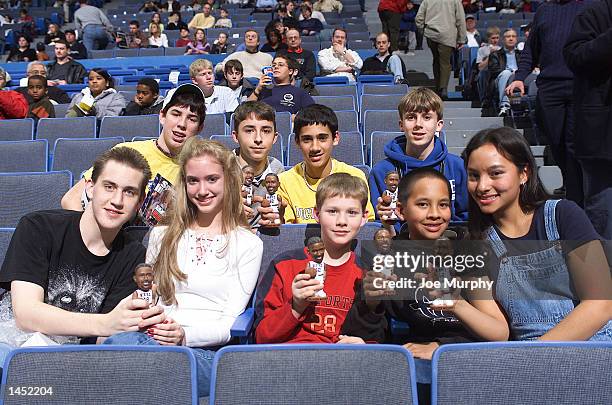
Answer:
[
  {"left": 0, "top": 210, "right": 144, "bottom": 315},
  {"left": 259, "top": 84, "right": 315, "bottom": 114},
  {"left": 47, "top": 62, "right": 71, "bottom": 82}
]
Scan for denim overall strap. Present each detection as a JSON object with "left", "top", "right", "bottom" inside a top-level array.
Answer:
[
  {"left": 544, "top": 199, "right": 561, "bottom": 241},
  {"left": 485, "top": 226, "right": 507, "bottom": 258}
]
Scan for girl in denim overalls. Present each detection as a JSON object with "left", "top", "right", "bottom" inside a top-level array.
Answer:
[{"left": 462, "top": 127, "right": 612, "bottom": 341}]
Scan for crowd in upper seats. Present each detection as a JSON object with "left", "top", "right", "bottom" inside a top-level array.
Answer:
[{"left": 0, "top": 0, "right": 611, "bottom": 399}]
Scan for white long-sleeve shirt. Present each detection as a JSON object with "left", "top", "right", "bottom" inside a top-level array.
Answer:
[
  {"left": 148, "top": 33, "right": 169, "bottom": 48},
  {"left": 146, "top": 226, "right": 262, "bottom": 347},
  {"left": 317, "top": 46, "right": 363, "bottom": 82}
]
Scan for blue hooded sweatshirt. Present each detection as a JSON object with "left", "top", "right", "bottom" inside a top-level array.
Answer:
[{"left": 369, "top": 135, "right": 469, "bottom": 232}]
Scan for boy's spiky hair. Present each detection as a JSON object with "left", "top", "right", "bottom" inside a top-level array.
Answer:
[{"left": 397, "top": 87, "right": 444, "bottom": 120}]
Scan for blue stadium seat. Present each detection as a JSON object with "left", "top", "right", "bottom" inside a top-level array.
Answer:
[
  {"left": 115, "top": 48, "right": 140, "bottom": 58},
  {"left": 0, "top": 140, "right": 48, "bottom": 172},
  {"left": 361, "top": 84, "right": 409, "bottom": 95},
  {"left": 359, "top": 94, "right": 404, "bottom": 123},
  {"left": 369, "top": 131, "right": 403, "bottom": 166},
  {"left": 99, "top": 115, "right": 160, "bottom": 139},
  {"left": 313, "top": 76, "right": 350, "bottom": 86},
  {"left": 363, "top": 110, "right": 399, "bottom": 149},
  {"left": 335, "top": 110, "right": 360, "bottom": 133},
  {"left": 0, "top": 227, "right": 14, "bottom": 269},
  {"left": 1, "top": 346, "right": 198, "bottom": 404},
  {"left": 51, "top": 137, "right": 125, "bottom": 184},
  {"left": 139, "top": 47, "right": 165, "bottom": 57},
  {"left": 36, "top": 117, "right": 97, "bottom": 148},
  {"left": 0, "top": 171, "right": 72, "bottom": 227},
  {"left": 164, "top": 47, "right": 188, "bottom": 56},
  {"left": 432, "top": 342, "right": 612, "bottom": 405},
  {"left": 210, "top": 344, "right": 417, "bottom": 404},
  {"left": 200, "top": 113, "right": 229, "bottom": 138},
  {"left": 538, "top": 166, "right": 563, "bottom": 194},
  {"left": 312, "top": 95, "right": 356, "bottom": 111},
  {"left": 315, "top": 84, "right": 358, "bottom": 100},
  {"left": 0, "top": 118, "right": 35, "bottom": 141}
]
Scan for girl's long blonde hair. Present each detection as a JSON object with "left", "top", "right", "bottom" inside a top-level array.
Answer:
[{"left": 154, "top": 138, "right": 248, "bottom": 305}]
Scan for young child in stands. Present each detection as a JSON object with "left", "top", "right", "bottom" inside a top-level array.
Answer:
[
  {"left": 370, "top": 88, "right": 468, "bottom": 234},
  {"left": 463, "top": 127, "right": 612, "bottom": 341},
  {"left": 371, "top": 167, "right": 506, "bottom": 360},
  {"left": 222, "top": 60, "right": 255, "bottom": 104},
  {"left": 175, "top": 27, "right": 192, "bottom": 48},
  {"left": 123, "top": 78, "right": 164, "bottom": 116},
  {"left": 27, "top": 75, "right": 55, "bottom": 119},
  {"left": 255, "top": 173, "right": 386, "bottom": 344},
  {"left": 277, "top": 104, "right": 375, "bottom": 223},
  {"left": 104, "top": 138, "right": 263, "bottom": 397}
]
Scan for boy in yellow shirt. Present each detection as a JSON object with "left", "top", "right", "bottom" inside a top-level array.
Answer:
[{"left": 277, "top": 104, "right": 375, "bottom": 223}]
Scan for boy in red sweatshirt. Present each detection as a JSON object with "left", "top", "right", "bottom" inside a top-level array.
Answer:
[{"left": 255, "top": 173, "right": 386, "bottom": 344}]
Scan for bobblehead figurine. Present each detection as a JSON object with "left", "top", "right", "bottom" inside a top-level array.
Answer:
[
  {"left": 241, "top": 165, "right": 255, "bottom": 206},
  {"left": 373, "top": 228, "right": 394, "bottom": 277},
  {"left": 255, "top": 173, "right": 287, "bottom": 225},
  {"left": 132, "top": 263, "right": 157, "bottom": 306},
  {"left": 381, "top": 171, "right": 400, "bottom": 221},
  {"left": 304, "top": 236, "right": 326, "bottom": 301}
]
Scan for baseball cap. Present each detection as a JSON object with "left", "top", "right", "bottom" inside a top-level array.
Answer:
[
  {"left": 466, "top": 14, "right": 476, "bottom": 20},
  {"left": 162, "top": 83, "right": 206, "bottom": 111}
]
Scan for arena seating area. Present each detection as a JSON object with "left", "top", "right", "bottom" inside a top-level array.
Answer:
[{"left": 0, "top": 0, "right": 603, "bottom": 403}]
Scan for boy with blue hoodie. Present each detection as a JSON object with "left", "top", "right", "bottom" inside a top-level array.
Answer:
[{"left": 369, "top": 87, "right": 468, "bottom": 233}]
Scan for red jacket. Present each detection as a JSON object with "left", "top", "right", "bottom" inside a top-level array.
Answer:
[
  {"left": 378, "top": 0, "right": 408, "bottom": 14},
  {"left": 255, "top": 248, "right": 371, "bottom": 344},
  {"left": 0, "top": 91, "right": 29, "bottom": 120}
]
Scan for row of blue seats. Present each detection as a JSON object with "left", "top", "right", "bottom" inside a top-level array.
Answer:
[{"left": 2, "top": 341, "right": 609, "bottom": 404}]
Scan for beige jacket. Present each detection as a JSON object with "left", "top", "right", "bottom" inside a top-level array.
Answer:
[
  {"left": 313, "top": 0, "right": 343, "bottom": 13},
  {"left": 415, "top": 0, "right": 467, "bottom": 48}
]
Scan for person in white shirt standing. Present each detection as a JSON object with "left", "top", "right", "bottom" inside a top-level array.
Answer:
[
  {"left": 103, "top": 138, "right": 263, "bottom": 399},
  {"left": 190, "top": 59, "right": 238, "bottom": 116},
  {"left": 317, "top": 28, "right": 363, "bottom": 82}
]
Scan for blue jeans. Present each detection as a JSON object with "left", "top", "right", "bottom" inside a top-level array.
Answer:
[
  {"left": 103, "top": 332, "right": 215, "bottom": 397},
  {"left": 386, "top": 55, "right": 404, "bottom": 82},
  {"left": 82, "top": 24, "right": 109, "bottom": 51},
  {"left": 0, "top": 342, "right": 12, "bottom": 373},
  {"left": 495, "top": 69, "right": 514, "bottom": 107}
]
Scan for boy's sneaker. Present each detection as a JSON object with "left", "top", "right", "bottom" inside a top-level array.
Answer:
[{"left": 498, "top": 105, "right": 511, "bottom": 117}]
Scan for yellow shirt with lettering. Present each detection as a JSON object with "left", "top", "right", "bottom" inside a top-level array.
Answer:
[
  {"left": 277, "top": 159, "right": 376, "bottom": 223},
  {"left": 82, "top": 140, "right": 179, "bottom": 190}
]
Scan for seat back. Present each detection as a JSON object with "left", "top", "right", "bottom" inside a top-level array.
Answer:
[
  {"left": 99, "top": 115, "right": 160, "bottom": 139},
  {"left": 363, "top": 110, "right": 399, "bottom": 149},
  {"left": 335, "top": 110, "right": 360, "bottom": 133},
  {"left": 538, "top": 166, "right": 563, "bottom": 194},
  {"left": 0, "top": 140, "right": 48, "bottom": 172},
  {"left": 51, "top": 137, "right": 125, "bottom": 184},
  {"left": 361, "top": 84, "right": 409, "bottom": 95},
  {"left": 0, "top": 227, "right": 14, "bottom": 269},
  {"left": 0, "top": 346, "right": 198, "bottom": 405},
  {"left": 0, "top": 118, "right": 34, "bottom": 141},
  {"left": 36, "top": 117, "right": 97, "bottom": 147},
  {"left": 211, "top": 344, "right": 417, "bottom": 405},
  {"left": 199, "top": 113, "right": 228, "bottom": 138},
  {"left": 360, "top": 94, "right": 404, "bottom": 123},
  {"left": 312, "top": 95, "right": 356, "bottom": 111},
  {"left": 0, "top": 171, "right": 72, "bottom": 227},
  {"left": 369, "top": 131, "right": 403, "bottom": 166},
  {"left": 432, "top": 342, "right": 612, "bottom": 405}
]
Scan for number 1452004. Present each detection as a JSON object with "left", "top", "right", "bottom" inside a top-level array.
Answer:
[{"left": 8, "top": 386, "right": 53, "bottom": 396}]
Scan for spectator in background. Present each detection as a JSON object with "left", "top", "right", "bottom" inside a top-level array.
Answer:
[
  {"left": 317, "top": 28, "right": 363, "bottom": 82},
  {"left": 215, "top": 30, "right": 273, "bottom": 78},
  {"left": 65, "top": 29, "right": 88, "bottom": 59},
  {"left": 0, "top": 90, "right": 28, "bottom": 119},
  {"left": 36, "top": 42, "right": 50, "bottom": 61},
  {"left": 47, "top": 40, "right": 88, "bottom": 85},
  {"left": 220, "top": 60, "right": 256, "bottom": 104},
  {"left": 185, "top": 28, "right": 211, "bottom": 54},
  {"left": 278, "top": 4, "right": 301, "bottom": 30},
  {"left": 400, "top": 0, "right": 419, "bottom": 53},
  {"left": 7, "top": 35, "right": 36, "bottom": 62},
  {"left": 44, "top": 23, "right": 65, "bottom": 45},
  {"left": 148, "top": 22, "right": 169, "bottom": 47},
  {"left": 361, "top": 32, "right": 406, "bottom": 84},
  {"left": 15, "top": 62, "right": 71, "bottom": 104},
  {"left": 66, "top": 68, "right": 126, "bottom": 119},
  {"left": 27, "top": 75, "right": 55, "bottom": 120},
  {"left": 214, "top": 7, "right": 232, "bottom": 28},
  {"left": 516, "top": 22, "right": 532, "bottom": 51},
  {"left": 0, "top": 68, "right": 10, "bottom": 90},
  {"left": 465, "top": 14, "right": 481, "bottom": 47},
  {"left": 261, "top": 27, "right": 288, "bottom": 52},
  {"left": 299, "top": 4, "right": 324, "bottom": 37},
  {"left": 139, "top": 0, "right": 160, "bottom": 13},
  {"left": 74, "top": 0, "right": 113, "bottom": 51},
  {"left": 298, "top": 1, "right": 326, "bottom": 25},
  {"left": 278, "top": 28, "right": 317, "bottom": 81},
  {"left": 190, "top": 58, "right": 238, "bottom": 115},
  {"left": 416, "top": 0, "right": 467, "bottom": 98},
  {"left": 313, "top": 0, "right": 342, "bottom": 13},
  {"left": 249, "top": 54, "right": 315, "bottom": 116},
  {"left": 17, "top": 8, "right": 35, "bottom": 38},
  {"left": 211, "top": 31, "right": 231, "bottom": 54},
  {"left": 166, "top": 11, "right": 188, "bottom": 30},
  {"left": 175, "top": 27, "right": 192, "bottom": 47},
  {"left": 119, "top": 20, "right": 148, "bottom": 48},
  {"left": 378, "top": 0, "right": 408, "bottom": 53},
  {"left": 564, "top": 0, "right": 612, "bottom": 239},
  {"left": 488, "top": 28, "right": 520, "bottom": 116},
  {"left": 123, "top": 77, "right": 164, "bottom": 116},
  {"left": 462, "top": 0, "right": 479, "bottom": 13},
  {"left": 255, "top": 0, "right": 278, "bottom": 13},
  {"left": 161, "top": 0, "right": 181, "bottom": 12},
  {"left": 477, "top": 26, "right": 501, "bottom": 71},
  {"left": 188, "top": 2, "right": 215, "bottom": 29},
  {"left": 149, "top": 12, "right": 165, "bottom": 32}
]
